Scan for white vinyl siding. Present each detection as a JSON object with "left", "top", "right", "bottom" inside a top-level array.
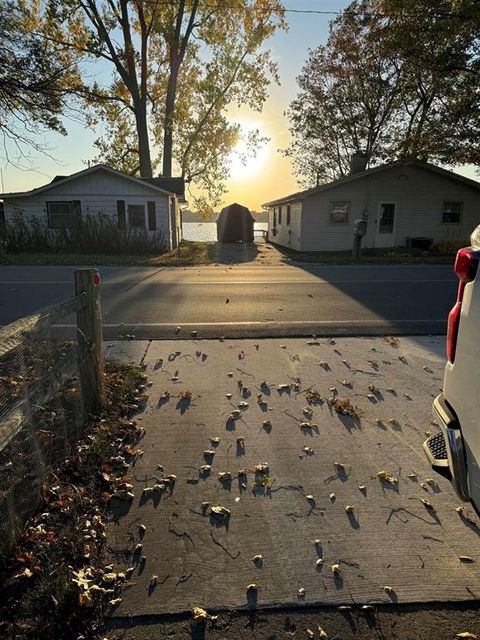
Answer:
[
  {"left": 3, "top": 167, "right": 176, "bottom": 249},
  {"left": 267, "top": 200, "right": 302, "bottom": 250},
  {"left": 300, "top": 165, "right": 480, "bottom": 252}
]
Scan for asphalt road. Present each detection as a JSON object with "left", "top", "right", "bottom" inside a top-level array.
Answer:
[{"left": 0, "top": 263, "right": 457, "bottom": 338}]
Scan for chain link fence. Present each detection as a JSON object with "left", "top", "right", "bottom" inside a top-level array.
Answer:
[{"left": 0, "top": 271, "right": 103, "bottom": 551}]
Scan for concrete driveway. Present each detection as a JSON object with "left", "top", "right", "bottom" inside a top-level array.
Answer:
[{"left": 105, "top": 336, "right": 480, "bottom": 621}]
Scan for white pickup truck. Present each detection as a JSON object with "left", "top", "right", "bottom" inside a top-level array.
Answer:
[{"left": 424, "top": 224, "right": 480, "bottom": 512}]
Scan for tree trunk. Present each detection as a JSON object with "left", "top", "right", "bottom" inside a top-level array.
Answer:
[
  {"left": 162, "top": 63, "right": 180, "bottom": 177},
  {"left": 135, "top": 100, "right": 152, "bottom": 177}
]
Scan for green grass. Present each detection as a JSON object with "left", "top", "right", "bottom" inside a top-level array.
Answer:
[{"left": 0, "top": 240, "right": 215, "bottom": 267}]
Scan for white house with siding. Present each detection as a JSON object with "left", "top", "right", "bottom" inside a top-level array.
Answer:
[
  {"left": 262, "top": 159, "right": 480, "bottom": 253},
  {"left": 0, "top": 164, "right": 185, "bottom": 251}
]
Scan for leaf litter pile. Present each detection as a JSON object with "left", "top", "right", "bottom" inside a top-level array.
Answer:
[{"left": 0, "top": 361, "right": 146, "bottom": 640}]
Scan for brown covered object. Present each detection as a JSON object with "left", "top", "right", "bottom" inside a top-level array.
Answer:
[{"left": 216, "top": 202, "right": 254, "bottom": 243}]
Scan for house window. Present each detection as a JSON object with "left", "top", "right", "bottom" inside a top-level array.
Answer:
[
  {"left": 329, "top": 201, "right": 349, "bottom": 224},
  {"left": 278, "top": 206, "right": 282, "bottom": 225},
  {"left": 272, "top": 208, "right": 277, "bottom": 227},
  {"left": 47, "top": 201, "right": 74, "bottom": 228},
  {"left": 286, "top": 204, "right": 291, "bottom": 226},
  {"left": 379, "top": 203, "right": 395, "bottom": 233},
  {"left": 128, "top": 204, "right": 146, "bottom": 228},
  {"left": 443, "top": 201, "right": 462, "bottom": 224}
]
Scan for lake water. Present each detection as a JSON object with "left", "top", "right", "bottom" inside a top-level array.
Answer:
[{"left": 182, "top": 222, "right": 268, "bottom": 242}]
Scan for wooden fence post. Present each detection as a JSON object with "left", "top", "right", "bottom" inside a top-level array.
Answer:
[{"left": 75, "top": 268, "right": 105, "bottom": 412}]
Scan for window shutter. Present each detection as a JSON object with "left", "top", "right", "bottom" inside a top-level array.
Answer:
[
  {"left": 117, "top": 200, "right": 126, "bottom": 230},
  {"left": 147, "top": 201, "right": 156, "bottom": 230},
  {"left": 72, "top": 200, "right": 81, "bottom": 229},
  {"left": 0, "top": 201, "right": 5, "bottom": 239}
]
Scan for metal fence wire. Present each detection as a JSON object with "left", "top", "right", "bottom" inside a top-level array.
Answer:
[{"left": 0, "top": 293, "right": 91, "bottom": 551}]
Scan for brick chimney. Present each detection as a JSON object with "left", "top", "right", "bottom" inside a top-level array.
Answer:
[{"left": 350, "top": 152, "right": 368, "bottom": 175}]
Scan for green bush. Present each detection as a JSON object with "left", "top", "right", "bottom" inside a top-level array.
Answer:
[
  {"left": 431, "top": 240, "right": 468, "bottom": 255},
  {"left": 5, "top": 212, "right": 167, "bottom": 255}
]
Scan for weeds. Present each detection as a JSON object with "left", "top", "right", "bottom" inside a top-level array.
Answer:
[{"left": 4, "top": 212, "right": 167, "bottom": 255}]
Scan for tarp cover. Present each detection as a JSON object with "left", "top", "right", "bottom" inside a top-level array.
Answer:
[{"left": 217, "top": 203, "right": 254, "bottom": 242}]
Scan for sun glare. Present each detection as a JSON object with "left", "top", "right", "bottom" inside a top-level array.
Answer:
[{"left": 228, "top": 121, "right": 269, "bottom": 181}]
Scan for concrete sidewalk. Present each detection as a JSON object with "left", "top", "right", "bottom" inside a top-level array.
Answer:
[{"left": 105, "top": 336, "right": 480, "bottom": 619}]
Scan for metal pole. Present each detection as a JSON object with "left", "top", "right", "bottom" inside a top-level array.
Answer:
[{"left": 353, "top": 236, "right": 362, "bottom": 261}]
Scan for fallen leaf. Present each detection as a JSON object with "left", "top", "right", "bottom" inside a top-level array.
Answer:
[
  {"left": 191, "top": 606, "right": 218, "bottom": 624},
  {"left": 79, "top": 591, "right": 93, "bottom": 607},
  {"left": 377, "top": 470, "right": 398, "bottom": 484},
  {"left": 108, "top": 598, "right": 122, "bottom": 607},
  {"left": 421, "top": 499, "right": 433, "bottom": 509},
  {"left": 210, "top": 505, "right": 231, "bottom": 518},
  {"left": 13, "top": 567, "right": 33, "bottom": 579}
]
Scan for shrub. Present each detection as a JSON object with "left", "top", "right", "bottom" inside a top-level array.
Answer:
[
  {"left": 5, "top": 212, "right": 167, "bottom": 255},
  {"left": 431, "top": 240, "right": 468, "bottom": 255}
]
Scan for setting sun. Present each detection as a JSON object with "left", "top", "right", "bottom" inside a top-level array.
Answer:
[{"left": 228, "top": 120, "right": 269, "bottom": 181}]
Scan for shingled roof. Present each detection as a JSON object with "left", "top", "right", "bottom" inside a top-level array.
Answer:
[
  {"left": 262, "top": 161, "right": 480, "bottom": 208},
  {"left": 140, "top": 176, "right": 185, "bottom": 200}
]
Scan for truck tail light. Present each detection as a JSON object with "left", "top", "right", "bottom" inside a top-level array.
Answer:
[{"left": 447, "top": 248, "right": 480, "bottom": 363}]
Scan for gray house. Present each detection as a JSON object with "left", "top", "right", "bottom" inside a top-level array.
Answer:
[
  {"left": 0, "top": 164, "right": 185, "bottom": 251},
  {"left": 262, "top": 158, "right": 480, "bottom": 252}
]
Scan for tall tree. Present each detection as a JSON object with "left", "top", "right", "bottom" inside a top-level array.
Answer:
[
  {"left": 286, "top": 0, "right": 480, "bottom": 187},
  {"left": 38, "top": 0, "right": 285, "bottom": 197},
  {"left": 285, "top": 19, "right": 401, "bottom": 184},
  {"left": 0, "top": 1, "right": 79, "bottom": 164}
]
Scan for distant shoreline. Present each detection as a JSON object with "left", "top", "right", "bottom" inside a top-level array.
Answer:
[{"left": 181, "top": 210, "right": 268, "bottom": 223}]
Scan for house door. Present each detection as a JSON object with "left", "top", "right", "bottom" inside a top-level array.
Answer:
[{"left": 375, "top": 202, "right": 397, "bottom": 248}]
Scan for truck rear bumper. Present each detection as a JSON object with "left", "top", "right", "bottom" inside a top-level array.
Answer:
[{"left": 424, "top": 394, "right": 470, "bottom": 501}]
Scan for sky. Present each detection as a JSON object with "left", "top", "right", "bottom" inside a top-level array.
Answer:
[{"left": 1, "top": 0, "right": 478, "bottom": 211}]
